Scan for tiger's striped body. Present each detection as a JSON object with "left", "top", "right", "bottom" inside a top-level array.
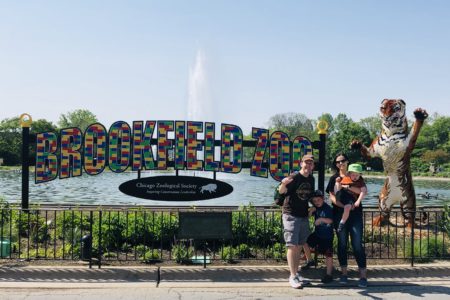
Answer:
[{"left": 355, "top": 99, "right": 428, "bottom": 226}]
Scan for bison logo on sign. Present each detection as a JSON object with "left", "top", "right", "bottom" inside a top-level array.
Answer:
[{"left": 200, "top": 184, "right": 217, "bottom": 194}]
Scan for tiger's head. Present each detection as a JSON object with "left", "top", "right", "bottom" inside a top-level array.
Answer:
[{"left": 379, "top": 99, "right": 407, "bottom": 135}]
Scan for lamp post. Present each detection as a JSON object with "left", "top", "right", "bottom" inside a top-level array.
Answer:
[
  {"left": 317, "top": 120, "right": 329, "bottom": 193},
  {"left": 20, "top": 113, "right": 32, "bottom": 210}
]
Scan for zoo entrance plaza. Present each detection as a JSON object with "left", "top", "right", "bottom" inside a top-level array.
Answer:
[{"left": 1, "top": 107, "right": 448, "bottom": 296}]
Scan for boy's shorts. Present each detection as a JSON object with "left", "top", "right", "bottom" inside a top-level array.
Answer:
[
  {"left": 336, "top": 189, "right": 354, "bottom": 206},
  {"left": 282, "top": 214, "right": 311, "bottom": 246},
  {"left": 306, "top": 232, "right": 333, "bottom": 258}
]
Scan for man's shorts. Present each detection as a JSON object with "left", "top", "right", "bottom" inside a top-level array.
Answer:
[
  {"left": 306, "top": 232, "right": 333, "bottom": 258},
  {"left": 282, "top": 214, "right": 311, "bottom": 246}
]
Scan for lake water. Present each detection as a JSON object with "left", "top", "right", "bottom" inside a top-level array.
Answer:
[{"left": 0, "top": 170, "right": 449, "bottom": 207}]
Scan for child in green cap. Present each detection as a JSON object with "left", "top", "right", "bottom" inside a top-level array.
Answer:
[{"left": 334, "top": 163, "right": 367, "bottom": 232}]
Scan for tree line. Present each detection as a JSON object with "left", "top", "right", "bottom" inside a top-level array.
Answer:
[
  {"left": 263, "top": 112, "right": 450, "bottom": 176},
  {"left": 0, "top": 109, "right": 97, "bottom": 166},
  {"left": 1, "top": 109, "right": 448, "bottom": 176}
]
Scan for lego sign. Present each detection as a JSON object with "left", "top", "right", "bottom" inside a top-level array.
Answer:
[{"left": 34, "top": 120, "right": 313, "bottom": 185}]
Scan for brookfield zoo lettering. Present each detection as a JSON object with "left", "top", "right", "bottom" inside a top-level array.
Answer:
[{"left": 35, "top": 120, "right": 313, "bottom": 183}]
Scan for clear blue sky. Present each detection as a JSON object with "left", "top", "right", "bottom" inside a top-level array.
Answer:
[{"left": 1, "top": 0, "right": 449, "bottom": 134}]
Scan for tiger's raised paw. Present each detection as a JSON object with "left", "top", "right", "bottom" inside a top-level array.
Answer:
[
  {"left": 350, "top": 140, "right": 362, "bottom": 150},
  {"left": 413, "top": 108, "right": 428, "bottom": 121}
]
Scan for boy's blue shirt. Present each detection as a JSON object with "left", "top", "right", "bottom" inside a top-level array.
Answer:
[{"left": 314, "top": 202, "right": 334, "bottom": 239}]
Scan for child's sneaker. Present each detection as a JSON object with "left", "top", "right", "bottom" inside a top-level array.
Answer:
[
  {"left": 300, "top": 260, "right": 315, "bottom": 270},
  {"left": 339, "top": 275, "right": 348, "bottom": 284},
  {"left": 296, "top": 273, "right": 311, "bottom": 285},
  {"left": 358, "top": 277, "right": 368, "bottom": 288},
  {"left": 289, "top": 275, "right": 303, "bottom": 289},
  {"left": 337, "top": 222, "right": 345, "bottom": 233},
  {"left": 321, "top": 274, "right": 333, "bottom": 283}
]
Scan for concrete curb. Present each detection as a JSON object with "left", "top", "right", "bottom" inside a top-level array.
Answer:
[{"left": 1, "top": 263, "right": 449, "bottom": 288}]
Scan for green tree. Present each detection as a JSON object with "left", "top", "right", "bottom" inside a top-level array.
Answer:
[
  {"left": 410, "top": 157, "right": 429, "bottom": 173},
  {"left": 0, "top": 117, "right": 57, "bottom": 166},
  {"left": 327, "top": 113, "right": 354, "bottom": 163},
  {"left": 0, "top": 117, "right": 21, "bottom": 165},
  {"left": 359, "top": 115, "right": 381, "bottom": 138},
  {"left": 267, "top": 112, "right": 316, "bottom": 140},
  {"left": 58, "top": 109, "right": 98, "bottom": 131},
  {"left": 243, "top": 132, "right": 255, "bottom": 163},
  {"left": 422, "top": 149, "right": 450, "bottom": 166},
  {"left": 31, "top": 119, "right": 57, "bottom": 134},
  {"left": 327, "top": 115, "right": 372, "bottom": 169},
  {"left": 0, "top": 117, "right": 21, "bottom": 133},
  {"left": 415, "top": 115, "right": 450, "bottom": 159}
]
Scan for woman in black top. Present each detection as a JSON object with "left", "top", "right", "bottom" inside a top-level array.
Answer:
[{"left": 325, "top": 153, "right": 368, "bottom": 287}]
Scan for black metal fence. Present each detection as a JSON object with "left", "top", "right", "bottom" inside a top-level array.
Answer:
[{"left": 1, "top": 206, "right": 449, "bottom": 267}]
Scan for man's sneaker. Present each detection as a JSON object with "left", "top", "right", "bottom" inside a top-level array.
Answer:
[
  {"left": 300, "top": 260, "right": 315, "bottom": 270},
  {"left": 296, "top": 273, "right": 311, "bottom": 286},
  {"left": 358, "top": 278, "right": 368, "bottom": 288},
  {"left": 321, "top": 274, "right": 333, "bottom": 283},
  {"left": 289, "top": 275, "right": 303, "bottom": 289},
  {"left": 339, "top": 275, "right": 348, "bottom": 284},
  {"left": 337, "top": 222, "right": 345, "bottom": 233}
]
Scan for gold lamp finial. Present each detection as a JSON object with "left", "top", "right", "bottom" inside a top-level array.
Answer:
[
  {"left": 317, "top": 120, "right": 329, "bottom": 135},
  {"left": 19, "top": 113, "right": 32, "bottom": 128}
]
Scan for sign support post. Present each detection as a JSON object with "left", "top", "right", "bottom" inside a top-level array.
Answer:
[
  {"left": 317, "top": 120, "right": 329, "bottom": 193},
  {"left": 20, "top": 113, "right": 32, "bottom": 210}
]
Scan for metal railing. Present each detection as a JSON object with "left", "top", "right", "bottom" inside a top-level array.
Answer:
[{"left": 1, "top": 206, "right": 449, "bottom": 267}]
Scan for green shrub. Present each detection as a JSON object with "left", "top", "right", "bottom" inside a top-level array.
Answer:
[
  {"left": 403, "top": 234, "right": 449, "bottom": 262},
  {"left": 232, "top": 205, "right": 283, "bottom": 246},
  {"left": 265, "top": 242, "right": 286, "bottom": 260},
  {"left": 220, "top": 245, "right": 235, "bottom": 263},
  {"left": 130, "top": 210, "right": 178, "bottom": 247},
  {"left": 32, "top": 247, "right": 57, "bottom": 259},
  {"left": 0, "top": 197, "right": 11, "bottom": 223},
  {"left": 110, "top": 210, "right": 179, "bottom": 250},
  {"left": 427, "top": 236, "right": 450, "bottom": 258},
  {"left": 364, "top": 227, "right": 397, "bottom": 247},
  {"left": 141, "top": 250, "right": 161, "bottom": 262},
  {"left": 171, "top": 243, "right": 193, "bottom": 264},
  {"left": 94, "top": 211, "right": 127, "bottom": 252},
  {"left": 438, "top": 204, "right": 450, "bottom": 237},
  {"left": 55, "top": 210, "right": 90, "bottom": 242},
  {"left": 103, "top": 252, "right": 118, "bottom": 259},
  {"left": 0, "top": 220, "right": 19, "bottom": 243},
  {"left": 234, "top": 243, "right": 252, "bottom": 258},
  {"left": 54, "top": 243, "right": 79, "bottom": 259},
  {"left": 136, "top": 244, "right": 161, "bottom": 261},
  {"left": 14, "top": 211, "right": 51, "bottom": 243}
]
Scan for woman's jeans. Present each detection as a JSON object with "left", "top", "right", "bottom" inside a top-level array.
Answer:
[{"left": 335, "top": 211, "right": 367, "bottom": 269}]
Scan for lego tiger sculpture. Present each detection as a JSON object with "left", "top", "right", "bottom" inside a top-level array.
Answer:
[{"left": 352, "top": 99, "right": 428, "bottom": 227}]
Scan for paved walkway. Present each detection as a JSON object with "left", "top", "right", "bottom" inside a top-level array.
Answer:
[{"left": 1, "top": 262, "right": 450, "bottom": 299}]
